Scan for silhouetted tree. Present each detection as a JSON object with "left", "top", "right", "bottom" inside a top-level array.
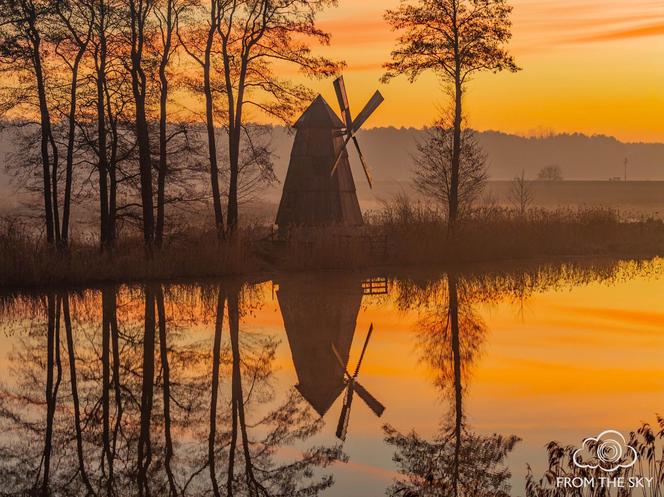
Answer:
[
  {"left": 127, "top": 0, "right": 156, "bottom": 250},
  {"left": 178, "top": 0, "right": 227, "bottom": 240},
  {"left": 0, "top": 0, "right": 60, "bottom": 245},
  {"left": 537, "top": 164, "right": 563, "bottom": 182},
  {"left": 154, "top": 0, "right": 185, "bottom": 247},
  {"left": 509, "top": 169, "right": 533, "bottom": 216},
  {"left": 52, "top": 0, "right": 94, "bottom": 247},
  {"left": 383, "top": 0, "right": 519, "bottom": 230},
  {"left": 413, "top": 119, "right": 487, "bottom": 220}
]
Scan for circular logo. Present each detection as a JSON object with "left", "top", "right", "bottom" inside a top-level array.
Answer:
[{"left": 597, "top": 438, "right": 623, "bottom": 464}]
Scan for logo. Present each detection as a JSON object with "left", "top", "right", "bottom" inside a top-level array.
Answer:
[
  {"left": 556, "top": 430, "right": 653, "bottom": 490},
  {"left": 572, "top": 430, "right": 638, "bottom": 472}
]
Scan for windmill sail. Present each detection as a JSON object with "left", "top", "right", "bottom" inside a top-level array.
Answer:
[
  {"left": 331, "top": 323, "right": 385, "bottom": 441},
  {"left": 351, "top": 91, "right": 384, "bottom": 133},
  {"left": 330, "top": 76, "right": 383, "bottom": 189}
]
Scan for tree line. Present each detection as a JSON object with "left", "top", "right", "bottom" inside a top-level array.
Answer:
[
  {"left": 0, "top": 0, "right": 341, "bottom": 251},
  {"left": 0, "top": 0, "right": 520, "bottom": 256}
]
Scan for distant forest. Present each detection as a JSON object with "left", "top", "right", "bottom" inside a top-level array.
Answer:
[{"left": 4, "top": 127, "right": 664, "bottom": 209}]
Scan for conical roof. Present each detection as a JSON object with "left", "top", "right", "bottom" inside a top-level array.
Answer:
[{"left": 294, "top": 95, "right": 345, "bottom": 129}]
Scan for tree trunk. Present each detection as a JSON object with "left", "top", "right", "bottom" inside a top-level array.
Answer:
[
  {"left": 41, "top": 293, "right": 61, "bottom": 495},
  {"left": 449, "top": 79, "right": 462, "bottom": 231},
  {"left": 129, "top": 0, "right": 155, "bottom": 252},
  {"left": 210, "top": 287, "right": 225, "bottom": 497},
  {"left": 156, "top": 286, "right": 177, "bottom": 495},
  {"left": 62, "top": 293, "right": 95, "bottom": 496},
  {"left": 155, "top": 1, "right": 173, "bottom": 247},
  {"left": 31, "top": 32, "right": 56, "bottom": 245},
  {"left": 96, "top": 42, "right": 110, "bottom": 249},
  {"left": 448, "top": 272, "right": 462, "bottom": 497},
  {"left": 223, "top": 49, "right": 246, "bottom": 235},
  {"left": 61, "top": 47, "right": 85, "bottom": 247},
  {"left": 226, "top": 125, "right": 240, "bottom": 233},
  {"left": 101, "top": 288, "right": 114, "bottom": 484},
  {"left": 204, "top": 15, "right": 225, "bottom": 240},
  {"left": 137, "top": 285, "right": 156, "bottom": 497},
  {"left": 106, "top": 82, "right": 119, "bottom": 246}
]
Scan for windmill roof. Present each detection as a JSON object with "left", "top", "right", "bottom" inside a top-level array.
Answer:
[{"left": 294, "top": 95, "right": 345, "bottom": 129}]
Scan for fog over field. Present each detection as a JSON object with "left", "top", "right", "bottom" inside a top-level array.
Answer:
[{"left": 2, "top": 125, "right": 664, "bottom": 215}]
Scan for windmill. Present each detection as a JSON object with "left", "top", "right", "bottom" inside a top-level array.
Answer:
[
  {"left": 275, "top": 76, "right": 384, "bottom": 227},
  {"left": 331, "top": 323, "right": 385, "bottom": 441}
]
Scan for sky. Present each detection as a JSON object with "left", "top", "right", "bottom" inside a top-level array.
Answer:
[{"left": 300, "top": 0, "right": 664, "bottom": 143}]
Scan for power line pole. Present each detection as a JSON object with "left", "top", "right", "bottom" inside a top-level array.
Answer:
[{"left": 624, "top": 157, "right": 628, "bottom": 182}]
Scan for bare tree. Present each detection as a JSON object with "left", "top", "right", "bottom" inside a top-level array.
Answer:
[
  {"left": 154, "top": 0, "right": 186, "bottom": 247},
  {"left": 127, "top": 0, "right": 156, "bottom": 250},
  {"left": 52, "top": 0, "right": 94, "bottom": 247},
  {"left": 537, "top": 164, "right": 563, "bottom": 181},
  {"left": 508, "top": 169, "right": 533, "bottom": 216},
  {"left": 218, "top": 0, "right": 342, "bottom": 233},
  {"left": 178, "top": 0, "right": 228, "bottom": 240},
  {"left": 0, "top": 0, "right": 60, "bottom": 244},
  {"left": 413, "top": 119, "right": 487, "bottom": 220},
  {"left": 383, "top": 0, "right": 518, "bottom": 230}
]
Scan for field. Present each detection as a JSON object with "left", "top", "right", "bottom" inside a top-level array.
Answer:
[{"left": 349, "top": 180, "right": 664, "bottom": 218}]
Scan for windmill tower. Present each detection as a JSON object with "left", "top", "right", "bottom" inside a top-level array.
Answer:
[{"left": 276, "top": 76, "right": 383, "bottom": 227}]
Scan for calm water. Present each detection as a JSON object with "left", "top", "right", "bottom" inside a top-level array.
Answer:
[{"left": 0, "top": 258, "right": 663, "bottom": 496}]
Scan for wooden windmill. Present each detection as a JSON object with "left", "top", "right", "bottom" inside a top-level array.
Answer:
[
  {"left": 275, "top": 76, "right": 384, "bottom": 227},
  {"left": 331, "top": 323, "right": 385, "bottom": 441}
]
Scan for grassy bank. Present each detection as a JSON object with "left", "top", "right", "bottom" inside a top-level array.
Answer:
[{"left": 2, "top": 205, "right": 664, "bottom": 289}]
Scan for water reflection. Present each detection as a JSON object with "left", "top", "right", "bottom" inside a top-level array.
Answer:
[
  {"left": 0, "top": 283, "right": 343, "bottom": 496},
  {"left": 384, "top": 272, "right": 519, "bottom": 497},
  {"left": 0, "top": 258, "right": 661, "bottom": 496},
  {"left": 277, "top": 275, "right": 385, "bottom": 441}
]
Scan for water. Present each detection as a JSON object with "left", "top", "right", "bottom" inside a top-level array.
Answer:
[{"left": 0, "top": 258, "right": 662, "bottom": 496}]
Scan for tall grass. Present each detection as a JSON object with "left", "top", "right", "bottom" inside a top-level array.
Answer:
[
  {"left": 2, "top": 199, "right": 664, "bottom": 289},
  {"left": 0, "top": 217, "right": 261, "bottom": 289}
]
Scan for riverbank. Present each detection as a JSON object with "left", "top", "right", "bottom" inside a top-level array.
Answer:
[{"left": 2, "top": 207, "right": 664, "bottom": 290}]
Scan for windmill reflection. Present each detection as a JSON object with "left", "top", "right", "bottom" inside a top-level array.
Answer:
[
  {"left": 276, "top": 274, "right": 385, "bottom": 441},
  {"left": 385, "top": 272, "right": 519, "bottom": 497},
  {"left": 0, "top": 283, "right": 342, "bottom": 496}
]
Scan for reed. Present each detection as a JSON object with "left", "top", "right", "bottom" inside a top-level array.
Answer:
[{"left": 2, "top": 201, "right": 664, "bottom": 290}]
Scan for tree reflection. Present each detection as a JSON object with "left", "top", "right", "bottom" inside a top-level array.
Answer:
[
  {"left": 0, "top": 283, "right": 342, "bottom": 496},
  {"left": 385, "top": 272, "right": 519, "bottom": 497}
]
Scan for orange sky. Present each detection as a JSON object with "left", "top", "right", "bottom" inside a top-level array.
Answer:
[{"left": 301, "top": 0, "right": 664, "bottom": 143}]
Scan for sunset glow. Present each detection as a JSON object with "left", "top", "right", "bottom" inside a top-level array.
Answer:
[{"left": 303, "top": 0, "right": 664, "bottom": 142}]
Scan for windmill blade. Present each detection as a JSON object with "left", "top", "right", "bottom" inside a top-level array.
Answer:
[
  {"left": 331, "top": 342, "right": 352, "bottom": 379},
  {"left": 353, "top": 323, "right": 374, "bottom": 377},
  {"left": 353, "top": 381, "right": 385, "bottom": 417},
  {"left": 335, "top": 383, "right": 354, "bottom": 441},
  {"left": 352, "top": 137, "right": 373, "bottom": 189},
  {"left": 351, "top": 91, "right": 384, "bottom": 134},
  {"left": 333, "top": 76, "right": 353, "bottom": 130},
  {"left": 329, "top": 134, "right": 353, "bottom": 178}
]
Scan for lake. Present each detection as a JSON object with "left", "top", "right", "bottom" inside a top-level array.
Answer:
[{"left": 0, "top": 258, "right": 662, "bottom": 496}]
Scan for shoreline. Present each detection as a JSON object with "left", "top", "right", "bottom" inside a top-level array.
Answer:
[{"left": 3, "top": 205, "right": 664, "bottom": 291}]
